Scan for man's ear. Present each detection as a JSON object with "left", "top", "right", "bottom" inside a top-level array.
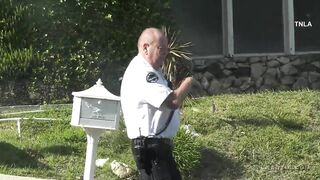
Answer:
[{"left": 143, "top": 43, "right": 149, "bottom": 53}]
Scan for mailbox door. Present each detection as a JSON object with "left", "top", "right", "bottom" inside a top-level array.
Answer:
[{"left": 79, "top": 98, "right": 119, "bottom": 129}]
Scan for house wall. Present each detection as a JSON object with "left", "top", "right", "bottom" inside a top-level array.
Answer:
[{"left": 190, "top": 54, "right": 320, "bottom": 97}]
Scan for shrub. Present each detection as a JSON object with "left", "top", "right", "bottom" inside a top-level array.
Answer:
[
  {"left": 173, "top": 127, "right": 201, "bottom": 176},
  {"left": 0, "top": 0, "right": 173, "bottom": 105},
  {"left": 0, "top": 0, "right": 40, "bottom": 81},
  {"left": 162, "top": 26, "right": 193, "bottom": 88}
]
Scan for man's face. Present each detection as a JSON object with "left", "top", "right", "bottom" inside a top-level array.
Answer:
[{"left": 148, "top": 37, "right": 168, "bottom": 69}]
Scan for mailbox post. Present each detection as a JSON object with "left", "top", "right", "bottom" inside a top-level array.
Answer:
[{"left": 71, "top": 79, "right": 121, "bottom": 180}]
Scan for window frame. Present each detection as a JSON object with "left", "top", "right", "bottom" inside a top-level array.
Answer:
[{"left": 192, "top": 0, "right": 320, "bottom": 62}]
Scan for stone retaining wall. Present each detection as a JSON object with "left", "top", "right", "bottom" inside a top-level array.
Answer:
[{"left": 190, "top": 54, "right": 320, "bottom": 97}]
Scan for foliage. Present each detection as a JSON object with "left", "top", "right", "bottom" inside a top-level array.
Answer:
[
  {"left": 173, "top": 127, "right": 201, "bottom": 175},
  {"left": 162, "top": 26, "right": 193, "bottom": 88},
  {"left": 0, "top": 0, "right": 172, "bottom": 105},
  {"left": 0, "top": 0, "right": 40, "bottom": 81}
]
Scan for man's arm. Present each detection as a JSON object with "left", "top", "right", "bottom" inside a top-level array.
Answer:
[{"left": 163, "top": 77, "right": 193, "bottom": 109}]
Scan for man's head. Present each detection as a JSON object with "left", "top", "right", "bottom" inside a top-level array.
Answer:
[{"left": 137, "top": 27, "right": 168, "bottom": 70}]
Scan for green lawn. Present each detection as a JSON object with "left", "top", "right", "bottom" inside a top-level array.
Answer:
[
  {"left": 183, "top": 90, "right": 320, "bottom": 179},
  {"left": 0, "top": 90, "right": 319, "bottom": 179}
]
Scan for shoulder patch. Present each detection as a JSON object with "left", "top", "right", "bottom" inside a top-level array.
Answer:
[{"left": 146, "top": 72, "right": 159, "bottom": 83}]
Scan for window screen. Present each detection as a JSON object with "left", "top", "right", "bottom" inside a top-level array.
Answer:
[
  {"left": 294, "top": 0, "right": 320, "bottom": 51},
  {"left": 171, "top": 0, "right": 222, "bottom": 56},
  {"left": 233, "top": 0, "right": 283, "bottom": 53}
]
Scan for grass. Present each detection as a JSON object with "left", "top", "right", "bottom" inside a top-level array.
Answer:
[
  {"left": 183, "top": 90, "right": 320, "bottom": 179},
  {"left": 0, "top": 90, "right": 320, "bottom": 179}
]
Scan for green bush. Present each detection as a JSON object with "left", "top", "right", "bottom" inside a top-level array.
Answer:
[
  {"left": 0, "top": 0, "right": 40, "bottom": 81},
  {"left": 173, "top": 127, "right": 201, "bottom": 176},
  {"left": 0, "top": 0, "right": 172, "bottom": 105}
]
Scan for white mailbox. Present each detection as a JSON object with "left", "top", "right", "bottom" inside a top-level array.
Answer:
[{"left": 71, "top": 79, "right": 121, "bottom": 130}]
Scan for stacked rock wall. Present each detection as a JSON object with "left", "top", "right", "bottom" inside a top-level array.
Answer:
[{"left": 190, "top": 54, "right": 320, "bottom": 97}]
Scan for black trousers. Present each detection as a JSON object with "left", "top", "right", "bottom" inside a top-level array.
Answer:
[{"left": 131, "top": 138, "right": 182, "bottom": 180}]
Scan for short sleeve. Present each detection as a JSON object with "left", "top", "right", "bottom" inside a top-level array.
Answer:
[{"left": 143, "top": 72, "right": 172, "bottom": 108}]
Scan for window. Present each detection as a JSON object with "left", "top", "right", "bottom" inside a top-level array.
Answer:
[
  {"left": 171, "top": 0, "right": 222, "bottom": 56},
  {"left": 294, "top": 0, "right": 320, "bottom": 51},
  {"left": 233, "top": 0, "right": 283, "bottom": 53},
  {"left": 171, "top": 0, "right": 320, "bottom": 57}
]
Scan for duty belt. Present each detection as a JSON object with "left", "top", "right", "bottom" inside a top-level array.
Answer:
[{"left": 132, "top": 137, "right": 172, "bottom": 147}]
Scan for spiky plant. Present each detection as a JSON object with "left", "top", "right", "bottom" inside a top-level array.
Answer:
[{"left": 162, "top": 26, "right": 193, "bottom": 88}]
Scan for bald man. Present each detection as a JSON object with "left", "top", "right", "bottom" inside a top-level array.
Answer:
[{"left": 121, "top": 27, "right": 193, "bottom": 180}]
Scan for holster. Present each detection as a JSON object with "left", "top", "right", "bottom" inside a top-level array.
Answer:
[
  {"left": 132, "top": 137, "right": 172, "bottom": 174},
  {"left": 132, "top": 137, "right": 150, "bottom": 171}
]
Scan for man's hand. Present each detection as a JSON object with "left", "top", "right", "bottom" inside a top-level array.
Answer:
[{"left": 164, "top": 77, "right": 193, "bottom": 109}]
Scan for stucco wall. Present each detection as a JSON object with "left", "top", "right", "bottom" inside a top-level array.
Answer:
[{"left": 190, "top": 54, "right": 320, "bottom": 97}]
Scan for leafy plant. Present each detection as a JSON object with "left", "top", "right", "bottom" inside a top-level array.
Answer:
[
  {"left": 161, "top": 26, "right": 193, "bottom": 88},
  {"left": 0, "top": 0, "right": 173, "bottom": 105},
  {"left": 0, "top": 1, "right": 40, "bottom": 81},
  {"left": 173, "top": 127, "right": 201, "bottom": 176}
]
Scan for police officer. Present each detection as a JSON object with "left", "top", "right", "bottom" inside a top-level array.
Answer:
[{"left": 121, "top": 27, "right": 193, "bottom": 180}]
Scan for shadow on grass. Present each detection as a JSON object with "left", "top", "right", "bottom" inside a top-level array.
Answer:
[
  {"left": 220, "top": 117, "right": 304, "bottom": 131},
  {"left": 40, "top": 145, "right": 80, "bottom": 155},
  {"left": 0, "top": 141, "right": 49, "bottom": 169},
  {"left": 189, "top": 148, "right": 244, "bottom": 180}
]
